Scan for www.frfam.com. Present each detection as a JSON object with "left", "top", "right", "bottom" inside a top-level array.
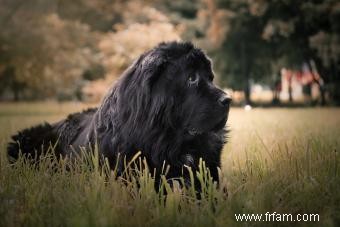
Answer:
[{"left": 235, "top": 212, "right": 320, "bottom": 222}]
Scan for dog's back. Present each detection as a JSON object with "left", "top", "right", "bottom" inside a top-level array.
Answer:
[{"left": 7, "top": 108, "right": 98, "bottom": 162}]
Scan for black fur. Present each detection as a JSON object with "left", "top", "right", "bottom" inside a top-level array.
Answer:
[
  {"left": 7, "top": 41, "right": 231, "bottom": 190},
  {"left": 7, "top": 123, "right": 58, "bottom": 161}
]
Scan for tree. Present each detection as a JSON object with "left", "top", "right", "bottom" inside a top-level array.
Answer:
[
  {"left": 205, "top": 0, "right": 340, "bottom": 105},
  {"left": 262, "top": 0, "right": 340, "bottom": 105},
  {"left": 211, "top": 0, "right": 271, "bottom": 104},
  {"left": 0, "top": 0, "right": 107, "bottom": 100},
  {"left": 0, "top": 0, "right": 181, "bottom": 101}
]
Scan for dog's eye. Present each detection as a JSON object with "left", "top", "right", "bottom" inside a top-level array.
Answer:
[{"left": 188, "top": 73, "right": 199, "bottom": 85}]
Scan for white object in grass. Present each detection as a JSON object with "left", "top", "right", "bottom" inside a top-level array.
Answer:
[{"left": 244, "top": 104, "right": 252, "bottom": 111}]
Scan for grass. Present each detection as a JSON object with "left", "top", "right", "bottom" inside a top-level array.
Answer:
[{"left": 0, "top": 102, "right": 340, "bottom": 227}]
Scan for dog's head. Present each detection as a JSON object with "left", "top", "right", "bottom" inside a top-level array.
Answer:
[
  {"left": 97, "top": 41, "right": 230, "bottom": 165},
  {"left": 128, "top": 42, "right": 231, "bottom": 136},
  {"left": 100, "top": 42, "right": 230, "bottom": 153}
]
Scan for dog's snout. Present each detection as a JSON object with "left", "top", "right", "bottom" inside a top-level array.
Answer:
[{"left": 218, "top": 94, "right": 232, "bottom": 107}]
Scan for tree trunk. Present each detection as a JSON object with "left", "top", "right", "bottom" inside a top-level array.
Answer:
[
  {"left": 272, "top": 74, "right": 281, "bottom": 104},
  {"left": 13, "top": 87, "right": 19, "bottom": 101},
  {"left": 244, "top": 78, "right": 251, "bottom": 105},
  {"left": 241, "top": 41, "right": 252, "bottom": 105},
  {"left": 308, "top": 60, "right": 326, "bottom": 106},
  {"left": 288, "top": 79, "right": 293, "bottom": 103},
  {"left": 320, "top": 85, "right": 326, "bottom": 106}
]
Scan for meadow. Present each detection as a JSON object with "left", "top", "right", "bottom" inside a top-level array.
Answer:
[{"left": 0, "top": 102, "right": 339, "bottom": 227}]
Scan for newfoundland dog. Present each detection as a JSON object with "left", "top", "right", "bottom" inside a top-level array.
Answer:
[{"left": 7, "top": 42, "right": 231, "bottom": 190}]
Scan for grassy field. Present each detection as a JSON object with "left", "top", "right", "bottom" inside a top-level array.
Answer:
[{"left": 0, "top": 102, "right": 340, "bottom": 227}]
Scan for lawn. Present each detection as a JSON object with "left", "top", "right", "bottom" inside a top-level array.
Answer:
[{"left": 0, "top": 102, "right": 339, "bottom": 227}]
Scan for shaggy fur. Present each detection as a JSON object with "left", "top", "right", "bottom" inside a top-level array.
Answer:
[{"left": 7, "top": 42, "right": 231, "bottom": 189}]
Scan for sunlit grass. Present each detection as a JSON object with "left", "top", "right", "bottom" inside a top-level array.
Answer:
[{"left": 0, "top": 103, "right": 340, "bottom": 227}]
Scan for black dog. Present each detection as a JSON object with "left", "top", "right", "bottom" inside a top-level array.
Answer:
[{"left": 8, "top": 42, "right": 231, "bottom": 189}]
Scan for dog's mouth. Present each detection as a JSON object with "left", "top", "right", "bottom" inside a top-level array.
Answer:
[
  {"left": 187, "top": 115, "right": 228, "bottom": 136},
  {"left": 211, "top": 116, "right": 227, "bottom": 131}
]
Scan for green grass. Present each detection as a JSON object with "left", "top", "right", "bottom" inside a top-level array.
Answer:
[{"left": 0, "top": 102, "right": 340, "bottom": 227}]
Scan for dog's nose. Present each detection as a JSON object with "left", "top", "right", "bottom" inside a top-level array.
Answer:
[{"left": 219, "top": 94, "right": 232, "bottom": 107}]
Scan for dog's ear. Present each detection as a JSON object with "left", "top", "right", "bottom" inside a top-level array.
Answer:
[{"left": 139, "top": 50, "right": 167, "bottom": 86}]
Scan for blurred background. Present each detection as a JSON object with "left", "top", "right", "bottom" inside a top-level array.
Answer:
[{"left": 0, "top": 0, "right": 339, "bottom": 106}]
